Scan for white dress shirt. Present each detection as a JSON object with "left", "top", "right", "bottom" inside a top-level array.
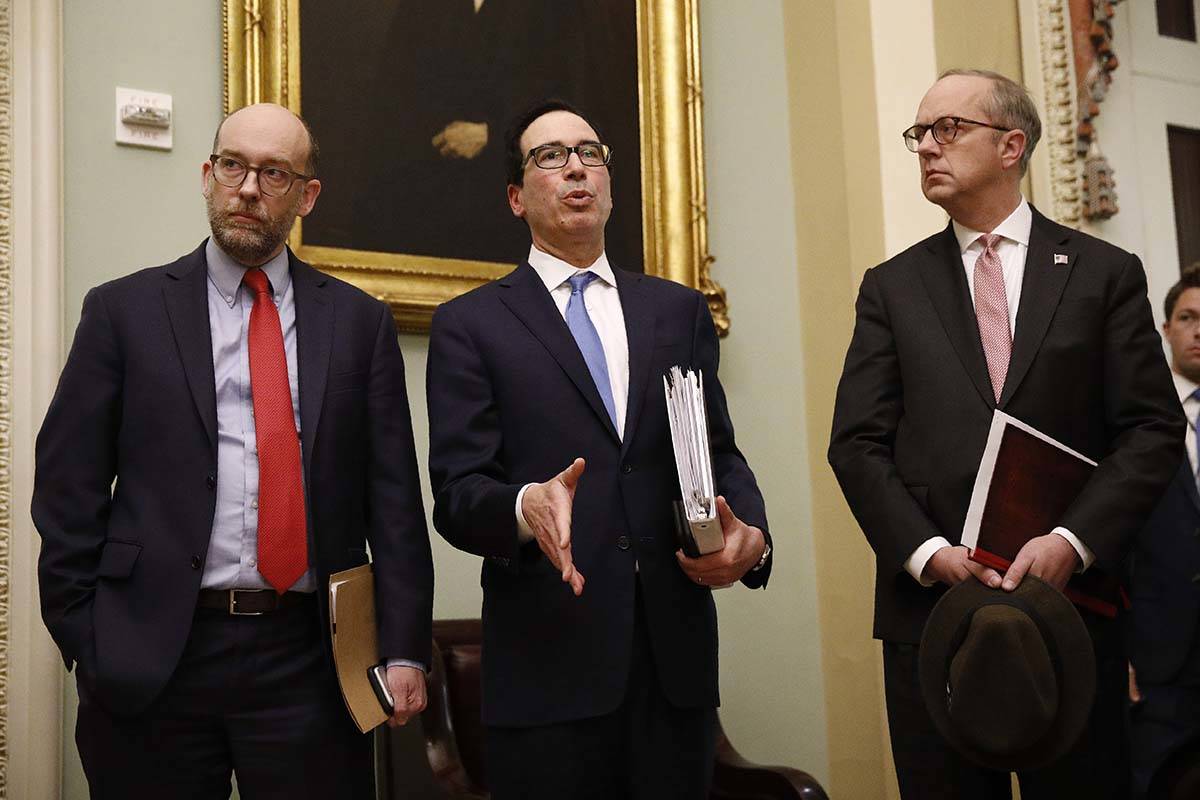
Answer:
[
  {"left": 514, "top": 245, "right": 630, "bottom": 541},
  {"left": 1175, "top": 371, "right": 1199, "bottom": 475},
  {"left": 905, "top": 198, "right": 1095, "bottom": 584}
]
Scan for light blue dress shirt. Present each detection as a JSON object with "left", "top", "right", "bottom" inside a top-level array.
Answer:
[
  {"left": 201, "top": 239, "right": 315, "bottom": 593},
  {"left": 201, "top": 239, "right": 422, "bottom": 674}
]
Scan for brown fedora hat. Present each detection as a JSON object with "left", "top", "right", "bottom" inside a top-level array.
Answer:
[{"left": 918, "top": 576, "right": 1096, "bottom": 771}]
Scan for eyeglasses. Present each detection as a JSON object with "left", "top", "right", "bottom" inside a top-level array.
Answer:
[
  {"left": 901, "top": 116, "right": 1013, "bottom": 152},
  {"left": 208, "top": 154, "right": 313, "bottom": 197},
  {"left": 523, "top": 142, "right": 612, "bottom": 170}
]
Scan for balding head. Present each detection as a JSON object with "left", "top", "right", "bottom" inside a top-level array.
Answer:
[{"left": 212, "top": 103, "right": 319, "bottom": 175}]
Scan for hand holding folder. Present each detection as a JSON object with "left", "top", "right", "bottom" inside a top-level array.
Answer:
[{"left": 961, "top": 411, "right": 1123, "bottom": 617}]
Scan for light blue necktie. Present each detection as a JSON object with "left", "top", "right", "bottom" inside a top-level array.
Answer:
[
  {"left": 565, "top": 271, "right": 618, "bottom": 430},
  {"left": 1191, "top": 388, "right": 1200, "bottom": 479}
]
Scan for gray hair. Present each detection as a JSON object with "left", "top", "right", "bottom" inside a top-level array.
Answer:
[{"left": 939, "top": 68, "right": 1041, "bottom": 175}]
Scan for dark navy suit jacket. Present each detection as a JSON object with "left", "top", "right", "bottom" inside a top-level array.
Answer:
[
  {"left": 426, "top": 262, "right": 771, "bottom": 727},
  {"left": 1129, "top": 459, "right": 1200, "bottom": 685},
  {"left": 33, "top": 241, "right": 434, "bottom": 714}
]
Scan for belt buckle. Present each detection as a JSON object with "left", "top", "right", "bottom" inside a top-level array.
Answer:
[{"left": 229, "top": 589, "right": 266, "bottom": 616}]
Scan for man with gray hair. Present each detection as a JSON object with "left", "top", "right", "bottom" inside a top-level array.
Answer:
[{"left": 829, "top": 69, "right": 1182, "bottom": 797}]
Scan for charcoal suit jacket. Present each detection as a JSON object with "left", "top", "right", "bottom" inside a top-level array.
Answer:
[
  {"left": 33, "top": 241, "right": 434, "bottom": 713},
  {"left": 426, "top": 261, "right": 771, "bottom": 727},
  {"left": 829, "top": 206, "right": 1183, "bottom": 643}
]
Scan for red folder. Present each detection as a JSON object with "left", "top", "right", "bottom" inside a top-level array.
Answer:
[{"left": 962, "top": 413, "right": 1122, "bottom": 618}]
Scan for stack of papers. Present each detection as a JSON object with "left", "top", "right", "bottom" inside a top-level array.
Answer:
[{"left": 663, "top": 366, "right": 724, "bottom": 555}]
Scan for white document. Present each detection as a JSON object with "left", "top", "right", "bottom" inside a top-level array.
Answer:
[{"left": 663, "top": 366, "right": 725, "bottom": 555}]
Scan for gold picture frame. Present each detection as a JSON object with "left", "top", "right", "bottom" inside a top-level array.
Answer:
[{"left": 221, "top": 0, "right": 729, "bottom": 334}]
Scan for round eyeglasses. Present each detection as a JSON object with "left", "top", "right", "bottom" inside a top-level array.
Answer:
[
  {"left": 523, "top": 142, "right": 613, "bottom": 170},
  {"left": 901, "top": 116, "right": 1013, "bottom": 152},
  {"left": 208, "top": 154, "right": 313, "bottom": 197}
]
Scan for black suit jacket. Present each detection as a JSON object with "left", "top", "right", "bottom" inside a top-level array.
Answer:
[
  {"left": 1128, "top": 459, "right": 1200, "bottom": 684},
  {"left": 426, "top": 262, "right": 770, "bottom": 727},
  {"left": 829, "top": 207, "right": 1184, "bottom": 643},
  {"left": 33, "top": 241, "right": 434, "bottom": 713}
]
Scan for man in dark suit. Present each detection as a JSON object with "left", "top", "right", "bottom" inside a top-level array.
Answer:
[
  {"left": 33, "top": 103, "right": 434, "bottom": 799},
  {"left": 426, "top": 100, "right": 772, "bottom": 799},
  {"left": 828, "top": 69, "right": 1183, "bottom": 799},
  {"left": 1128, "top": 263, "right": 1200, "bottom": 799}
]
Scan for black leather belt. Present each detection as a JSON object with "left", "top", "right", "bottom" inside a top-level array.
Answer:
[{"left": 197, "top": 588, "right": 314, "bottom": 615}]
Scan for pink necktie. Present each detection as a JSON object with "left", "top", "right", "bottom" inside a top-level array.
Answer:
[{"left": 974, "top": 234, "right": 1011, "bottom": 403}]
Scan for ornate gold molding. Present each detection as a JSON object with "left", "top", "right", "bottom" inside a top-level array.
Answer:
[
  {"left": 0, "top": 0, "right": 12, "bottom": 788},
  {"left": 222, "top": 0, "right": 729, "bottom": 335},
  {"left": 1034, "top": 0, "right": 1083, "bottom": 227}
]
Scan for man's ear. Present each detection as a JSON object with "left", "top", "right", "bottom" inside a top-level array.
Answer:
[
  {"left": 296, "top": 178, "right": 322, "bottom": 218},
  {"left": 1000, "top": 129, "right": 1027, "bottom": 172},
  {"left": 507, "top": 183, "right": 525, "bottom": 219}
]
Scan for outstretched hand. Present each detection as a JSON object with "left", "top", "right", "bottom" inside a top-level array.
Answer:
[{"left": 521, "top": 458, "right": 587, "bottom": 596}]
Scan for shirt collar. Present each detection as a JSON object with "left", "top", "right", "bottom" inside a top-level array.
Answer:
[
  {"left": 526, "top": 244, "right": 616, "bottom": 292},
  {"left": 1173, "top": 369, "right": 1199, "bottom": 405},
  {"left": 952, "top": 197, "right": 1032, "bottom": 254},
  {"left": 205, "top": 237, "right": 292, "bottom": 308}
]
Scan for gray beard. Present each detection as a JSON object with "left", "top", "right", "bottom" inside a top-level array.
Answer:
[{"left": 207, "top": 197, "right": 299, "bottom": 266}]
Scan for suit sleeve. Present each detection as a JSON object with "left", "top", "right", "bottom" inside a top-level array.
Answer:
[
  {"left": 426, "top": 301, "right": 524, "bottom": 560},
  {"left": 365, "top": 303, "right": 434, "bottom": 665},
  {"left": 691, "top": 292, "right": 773, "bottom": 588},
  {"left": 1059, "top": 253, "right": 1185, "bottom": 569},
  {"left": 32, "top": 288, "right": 123, "bottom": 670},
  {"left": 828, "top": 267, "right": 946, "bottom": 576}
]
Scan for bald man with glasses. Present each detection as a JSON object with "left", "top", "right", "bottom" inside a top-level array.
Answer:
[
  {"left": 829, "top": 69, "right": 1182, "bottom": 799},
  {"left": 34, "top": 103, "right": 433, "bottom": 799}
]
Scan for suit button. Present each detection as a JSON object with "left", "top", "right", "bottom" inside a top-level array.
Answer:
[
  {"left": 191, "top": 556, "right": 202, "bottom": 570},
  {"left": 1192, "top": 573, "right": 1200, "bottom": 585},
  {"left": 621, "top": 463, "right": 633, "bottom": 474},
  {"left": 206, "top": 474, "right": 216, "bottom": 490},
  {"left": 617, "top": 535, "right": 631, "bottom": 551}
]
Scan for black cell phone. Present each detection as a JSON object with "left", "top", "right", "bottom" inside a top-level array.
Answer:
[{"left": 367, "top": 664, "right": 394, "bottom": 714}]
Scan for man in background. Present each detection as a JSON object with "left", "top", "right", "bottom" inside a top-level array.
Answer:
[
  {"left": 426, "top": 99, "right": 772, "bottom": 799},
  {"left": 34, "top": 103, "right": 433, "bottom": 799},
  {"left": 1127, "top": 262, "right": 1200, "bottom": 798},
  {"left": 829, "top": 69, "right": 1182, "bottom": 798}
]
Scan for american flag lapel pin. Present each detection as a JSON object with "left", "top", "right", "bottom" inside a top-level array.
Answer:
[{"left": 1054, "top": 253, "right": 1069, "bottom": 265}]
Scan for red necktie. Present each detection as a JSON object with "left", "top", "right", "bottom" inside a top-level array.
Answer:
[
  {"left": 974, "top": 234, "right": 1012, "bottom": 403},
  {"left": 243, "top": 268, "right": 308, "bottom": 593}
]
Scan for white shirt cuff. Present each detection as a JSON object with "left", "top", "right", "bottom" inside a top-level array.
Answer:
[
  {"left": 386, "top": 658, "right": 428, "bottom": 674},
  {"left": 515, "top": 482, "right": 537, "bottom": 543},
  {"left": 905, "top": 537, "right": 953, "bottom": 586},
  {"left": 1050, "top": 526, "right": 1094, "bottom": 572}
]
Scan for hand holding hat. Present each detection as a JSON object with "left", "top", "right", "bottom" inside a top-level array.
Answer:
[{"left": 918, "top": 576, "right": 1096, "bottom": 771}]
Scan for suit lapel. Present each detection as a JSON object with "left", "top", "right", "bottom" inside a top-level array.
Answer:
[
  {"left": 999, "top": 208, "right": 1074, "bottom": 407},
  {"left": 614, "top": 268, "right": 656, "bottom": 456},
  {"left": 1176, "top": 458, "right": 1200, "bottom": 514},
  {"left": 291, "top": 253, "right": 334, "bottom": 477},
  {"left": 162, "top": 242, "right": 218, "bottom": 450},
  {"left": 498, "top": 263, "right": 621, "bottom": 444},
  {"left": 919, "top": 223, "right": 995, "bottom": 407}
]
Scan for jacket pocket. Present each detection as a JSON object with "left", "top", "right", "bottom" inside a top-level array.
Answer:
[{"left": 96, "top": 540, "right": 142, "bottom": 579}]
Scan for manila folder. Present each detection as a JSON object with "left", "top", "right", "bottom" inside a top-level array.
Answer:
[{"left": 328, "top": 563, "right": 388, "bottom": 733}]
